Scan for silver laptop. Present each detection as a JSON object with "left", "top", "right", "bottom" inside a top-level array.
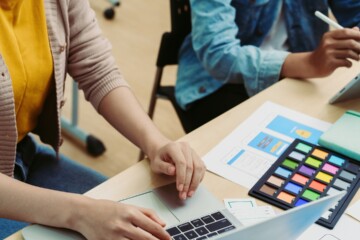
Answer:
[
  {"left": 329, "top": 73, "right": 360, "bottom": 104},
  {"left": 21, "top": 183, "right": 345, "bottom": 240}
]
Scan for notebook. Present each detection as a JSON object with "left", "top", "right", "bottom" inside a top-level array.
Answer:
[
  {"left": 21, "top": 183, "right": 345, "bottom": 240},
  {"left": 329, "top": 73, "right": 360, "bottom": 104},
  {"left": 318, "top": 110, "right": 360, "bottom": 161}
]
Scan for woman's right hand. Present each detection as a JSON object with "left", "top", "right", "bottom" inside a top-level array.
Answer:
[
  {"left": 307, "top": 27, "right": 360, "bottom": 77},
  {"left": 73, "top": 198, "right": 171, "bottom": 240},
  {"left": 281, "top": 27, "right": 360, "bottom": 79}
]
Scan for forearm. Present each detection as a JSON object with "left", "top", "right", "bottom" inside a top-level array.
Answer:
[
  {"left": 98, "top": 86, "right": 170, "bottom": 160},
  {"left": 0, "top": 173, "right": 89, "bottom": 230}
]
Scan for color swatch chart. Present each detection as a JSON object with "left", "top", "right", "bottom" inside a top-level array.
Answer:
[{"left": 249, "top": 139, "right": 360, "bottom": 229}]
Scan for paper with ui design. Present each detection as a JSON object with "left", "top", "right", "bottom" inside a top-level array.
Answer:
[{"left": 203, "top": 101, "right": 332, "bottom": 189}]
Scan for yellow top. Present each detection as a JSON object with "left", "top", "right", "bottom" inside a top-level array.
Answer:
[{"left": 0, "top": 0, "right": 53, "bottom": 142}]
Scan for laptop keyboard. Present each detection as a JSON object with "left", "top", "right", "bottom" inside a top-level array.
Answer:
[{"left": 166, "top": 211, "right": 236, "bottom": 240}]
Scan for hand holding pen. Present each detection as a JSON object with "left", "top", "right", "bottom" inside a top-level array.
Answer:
[
  {"left": 308, "top": 11, "right": 360, "bottom": 76},
  {"left": 280, "top": 11, "right": 360, "bottom": 79}
]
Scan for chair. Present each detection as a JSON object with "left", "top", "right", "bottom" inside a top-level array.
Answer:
[
  {"left": 138, "top": 0, "right": 192, "bottom": 160},
  {"left": 61, "top": 81, "right": 106, "bottom": 157},
  {"left": 147, "top": 0, "right": 192, "bottom": 133}
]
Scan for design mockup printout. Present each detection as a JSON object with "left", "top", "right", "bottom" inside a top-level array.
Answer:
[{"left": 203, "top": 101, "right": 332, "bottom": 189}]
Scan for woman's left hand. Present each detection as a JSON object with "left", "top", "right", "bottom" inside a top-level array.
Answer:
[{"left": 149, "top": 141, "right": 206, "bottom": 200}]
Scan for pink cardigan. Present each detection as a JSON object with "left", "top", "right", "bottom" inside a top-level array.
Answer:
[{"left": 0, "top": 0, "right": 128, "bottom": 176}]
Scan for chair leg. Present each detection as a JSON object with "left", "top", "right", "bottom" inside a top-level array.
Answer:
[
  {"left": 148, "top": 68, "right": 164, "bottom": 118},
  {"left": 61, "top": 81, "right": 106, "bottom": 157},
  {"left": 103, "top": 0, "right": 121, "bottom": 20}
]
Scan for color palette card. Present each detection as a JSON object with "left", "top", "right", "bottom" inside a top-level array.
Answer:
[{"left": 249, "top": 138, "right": 360, "bottom": 229}]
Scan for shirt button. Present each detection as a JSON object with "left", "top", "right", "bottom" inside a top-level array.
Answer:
[
  {"left": 198, "top": 86, "right": 206, "bottom": 93},
  {"left": 59, "top": 43, "right": 67, "bottom": 52},
  {"left": 1, "top": 72, "right": 4, "bottom": 77},
  {"left": 256, "top": 29, "right": 264, "bottom": 36},
  {"left": 60, "top": 100, "right": 66, "bottom": 108}
]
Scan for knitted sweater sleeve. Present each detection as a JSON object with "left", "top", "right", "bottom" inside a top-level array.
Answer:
[{"left": 66, "top": 0, "right": 129, "bottom": 110}]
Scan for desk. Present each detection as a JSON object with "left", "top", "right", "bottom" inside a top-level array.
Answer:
[{"left": 7, "top": 63, "right": 360, "bottom": 239}]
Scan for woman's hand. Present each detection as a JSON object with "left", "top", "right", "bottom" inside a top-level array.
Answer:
[
  {"left": 97, "top": 87, "right": 206, "bottom": 200},
  {"left": 148, "top": 141, "right": 206, "bottom": 200},
  {"left": 74, "top": 198, "right": 171, "bottom": 240},
  {"left": 281, "top": 27, "right": 360, "bottom": 79},
  {"left": 308, "top": 27, "right": 360, "bottom": 76}
]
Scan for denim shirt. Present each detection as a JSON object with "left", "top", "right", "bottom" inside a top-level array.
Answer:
[{"left": 175, "top": 0, "right": 360, "bottom": 109}]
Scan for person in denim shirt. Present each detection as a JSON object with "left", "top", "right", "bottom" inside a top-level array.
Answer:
[{"left": 175, "top": 0, "right": 360, "bottom": 132}]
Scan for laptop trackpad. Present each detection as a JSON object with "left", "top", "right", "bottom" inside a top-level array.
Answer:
[
  {"left": 121, "top": 183, "right": 224, "bottom": 226},
  {"left": 121, "top": 190, "right": 180, "bottom": 226}
]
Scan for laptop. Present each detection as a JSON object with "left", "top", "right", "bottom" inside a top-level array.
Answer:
[
  {"left": 21, "top": 183, "right": 345, "bottom": 240},
  {"left": 329, "top": 73, "right": 360, "bottom": 104}
]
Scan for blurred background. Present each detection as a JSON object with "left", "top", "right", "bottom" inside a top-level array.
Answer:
[{"left": 60, "top": 0, "right": 185, "bottom": 177}]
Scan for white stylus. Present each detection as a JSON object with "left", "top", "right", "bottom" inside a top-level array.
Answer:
[{"left": 315, "top": 11, "right": 344, "bottom": 30}]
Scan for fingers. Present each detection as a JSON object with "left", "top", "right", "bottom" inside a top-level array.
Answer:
[
  {"left": 124, "top": 224, "right": 168, "bottom": 240},
  {"left": 323, "top": 29, "right": 360, "bottom": 54},
  {"left": 327, "top": 39, "right": 360, "bottom": 54},
  {"left": 330, "top": 28, "right": 360, "bottom": 41},
  {"left": 120, "top": 206, "right": 170, "bottom": 240},
  {"left": 173, "top": 142, "right": 205, "bottom": 200},
  {"left": 129, "top": 208, "right": 171, "bottom": 240},
  {"left": 179, "top": 144, "right": 193, "bottom": 199},
  {"left": 153, "top": 160, "right": 176, "bottom": 176},
  {"left": 81, "top": 200, "right": 170, "bottom": 240},
  {"left": 310, "top": 28, "right": 360, "bottom": 76},
  {"left": 150, "top": 141, "right": 206, "bottom": 200},
  {"left": 187, "top": 150, "right": 206, "bottom": 197},
  {"left": 333, "top": 49, "right": 360, "bottom": 61},
  {"left": 138, "top": 207, "right": 166, "bottom": 227},
  {"left": 171, "top": 144, "right": 188, "bottom": 196}
]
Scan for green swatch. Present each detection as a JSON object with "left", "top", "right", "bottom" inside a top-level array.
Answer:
[
  {"left": 305, "top": 157, "right": 322, "bottom": 168},
  {"left": 295, "top": 142, "right": 312, "bottom": 153},
  {"left": 283, "top": 159, "right": 299, "bottom": 169},
  {"left": 302, "top": 189, "right": 320, "bottom": 201}
]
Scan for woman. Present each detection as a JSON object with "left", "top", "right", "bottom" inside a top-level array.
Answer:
[{"left": 0, "top": 0, "right": 205, "bottom": 239}]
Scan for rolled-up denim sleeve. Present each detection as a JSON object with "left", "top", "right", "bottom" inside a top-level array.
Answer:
[{"left": 190, "top": 0, "right": 289, "bottom": 96}]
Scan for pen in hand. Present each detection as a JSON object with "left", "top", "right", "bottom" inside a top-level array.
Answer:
[{"left": 314, "top": 11, "right": 344, "bottom": 30}]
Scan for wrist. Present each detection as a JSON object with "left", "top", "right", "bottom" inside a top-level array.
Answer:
[
  {"left": 63, "top": 195, "right": 93, "bottom": 231},
  {"left": 281, "top": 52, "right": 317, "bottom": 79},
  {"left": 143, "top": 133, "right": 170, "bottom": 161}
]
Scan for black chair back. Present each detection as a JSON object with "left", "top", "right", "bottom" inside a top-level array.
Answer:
[{"left": 156, "top": 0, "right": 191, "bottom": 67}]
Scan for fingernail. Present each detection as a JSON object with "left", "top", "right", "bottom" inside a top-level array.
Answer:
[
  {"left": 181, "top": 192, "right": 187, "bottom": 200},
  {"left": 178, "top": 184, "right": 184, "bottom": 192},
  {"left": 188, "top": 191, "right": 194, "bottom": 197}
]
